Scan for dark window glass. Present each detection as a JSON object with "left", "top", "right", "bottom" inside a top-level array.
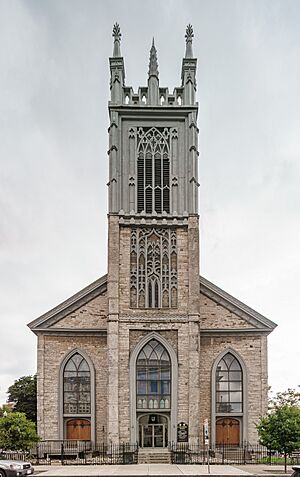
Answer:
[
  {"left": 136, "top": 339, "right": 171, "bottom": 410},
  {"left": 63, "top": 353, "right": 91, "bottom": 415},
  {"left": 216, "top": 353, "right": 243, "bottom": 413}
]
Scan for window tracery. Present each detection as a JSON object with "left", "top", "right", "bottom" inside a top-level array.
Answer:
[
  {"left": 63, "top": 353, "right": 91, "bottom": 415},
  {"left": 137, "top": 127, "right": 170, "bottom": 214},
  {"left": 216, "top": 353, "right": 243, "bottom": 413},
  {"left": 130, "top": 227, "right": 177, "bottom": 308},
  {"left": 136, "top": 339, "right": 171, "bottom": 410}
]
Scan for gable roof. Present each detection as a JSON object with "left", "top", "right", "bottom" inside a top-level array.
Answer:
[
  {"left": 200, "top": 276, "right": 277, "bottom": 334},
  {"left": 28, "top": 274, "right": 277, "bottom": 334},
  {"left": 27, "top": 274, "right": 107, "bottom": 332}
]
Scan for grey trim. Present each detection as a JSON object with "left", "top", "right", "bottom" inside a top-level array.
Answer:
[
  {"left": 129, "top": 332, "right": 178, "bottom": 445},
  {"left": 58, "top": 348, "right": 96, "bottom": 444},
  {"left": 211, "top": 348, "right": 248, "bottom": 446},
  {"left": 27, "top": 273, "right": 276, "bottom": 335},
  {"left": 32, "top": 329, "right": 107, "bottom": 336},
  {"left": 200, "top": 328, "right": 272, "bottom": 336},
  {"left": 119, "top": 315, "right": 191, "bottom": 323},
  {"left": 28, "top": 274, "right": 107, "bottom": 330},
  {"left": 200, "top": 276, "right": 277, "bottom": 331}
]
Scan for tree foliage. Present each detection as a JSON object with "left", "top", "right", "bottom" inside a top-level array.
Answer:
[
  {"left": 0, "top": 412, "right": 39, "bottom": 451},
  {"left": 269, "top": 387, "right": 300, "bottom": 410},
  {"left": 257, "top": 403, "right": 300, "bottom": 472},
  {"left": 7, "top": 375, "right": 37, "bottom": 423}
]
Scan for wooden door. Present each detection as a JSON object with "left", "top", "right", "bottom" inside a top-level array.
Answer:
[
  {"left": 216, "top": 418, "right": 240, "bottom": 446},
  {"left": 66, "top": 419, "right": 91, "bottom": 440}
]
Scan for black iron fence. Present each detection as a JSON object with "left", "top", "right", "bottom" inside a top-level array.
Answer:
[
  {"left": 169, "top": 442, "right": 300, "bottom": 465},
  {"left": 1, "top": 441, "right": 138, "bottom": 465},
  {"left": 1, "top": 441, "right": 300, "bottom": 466}
]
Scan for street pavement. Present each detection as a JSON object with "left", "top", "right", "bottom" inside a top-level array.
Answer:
[{"left": 33, "top": 463, "right": 294, "bottom": 476}]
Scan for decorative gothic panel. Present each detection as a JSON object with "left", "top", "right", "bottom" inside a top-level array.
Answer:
[
  {"left": 137, "top": 127, "right": 170, "bottom": 214},
  {"left": 130, "top": 227, "right": 177, "bottom": 308}
]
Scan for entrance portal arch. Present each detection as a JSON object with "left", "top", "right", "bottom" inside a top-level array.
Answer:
[{"left": 130, "top": 332, "right": 178, "bottom": 444}]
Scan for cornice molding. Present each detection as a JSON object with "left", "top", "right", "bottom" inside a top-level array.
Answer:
[
  {"left": 27, "top": 274, "right": 107, "bottom": 331},
  {"left": 32, "top": 328, "right": 107, "bottom": 337},
  {"left": 27, "top": 273, "right": 276, "bottom": 335},
  {"left": 200, "top": 276, "right": 277, "bottom": 331},
  {"left": 200, "top": 328, "right": 272, "bottom": 336}
]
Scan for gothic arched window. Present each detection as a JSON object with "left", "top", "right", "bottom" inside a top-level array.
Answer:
[
  {"left": 136, "top": 339, "right": 171, "bottom": 410},
  {"left": 130, "top": 227, "right": 177, "bottom": 308},
  {"left": 137, "top": 127, "right": 170, "bottom": 214},
  {"left": 215, "top": 353, "right": 243, "bottom": 413},
  {"left": 63, "top": 353, "right": 91, "bottom": 415}
]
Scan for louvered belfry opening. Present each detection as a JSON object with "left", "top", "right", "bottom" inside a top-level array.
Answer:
[{"left": 137, "top": 127, "right": 170, "bottom": 214}]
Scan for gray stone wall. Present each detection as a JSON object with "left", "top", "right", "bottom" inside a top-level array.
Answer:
[
  {"left": 199, "top": 333, "right": 268, "bottom": 444},
  {"left": 200, "top": 294, "right": 255, "bottom": 329},
  {"left": 37, "top": 334, "right": 107, "bottom": 443},
  {"left": 52, "top": 294, "right": 108, "bottom": 329}
]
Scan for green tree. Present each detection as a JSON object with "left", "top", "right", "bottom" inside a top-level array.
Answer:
[
  {"left": 0, "top": 405, "right": 12, "bottom": 417},
  {"left": 0, "top": 412, "right": 39, "bottom": 451},
  {"left": 257, "top": 404, "right": 300, "bottom": 472},
  {"left": 269, "top": 387, "right": 300, "bottom": 409},
  {"left": 7, "top": 375, "right": 37, "bottom": 423}
]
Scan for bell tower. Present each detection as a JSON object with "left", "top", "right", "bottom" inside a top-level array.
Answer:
[{"left": 106, "top": 24, "right": 200, "bottom": 445}]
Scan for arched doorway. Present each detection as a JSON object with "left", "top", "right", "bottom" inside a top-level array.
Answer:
[
  {"left": 136, "top": 338, "right": 171, "bottom": 447},
  {"left": 130, "top": 333, "right": 178, "bottom": 445},
  {"left": 139, "top": 414, "right": 168, "bottom": 448},
  {"left": 66, "top": 419, "right": 91, "bottom": 440},
  {"left": 213, "top": 350, "right": 245, "bottom": 446},
  {"left": 216, "top": 418, "right": 240, "bottom": 446}
]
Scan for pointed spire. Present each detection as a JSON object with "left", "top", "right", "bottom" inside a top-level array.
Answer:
[
  {"left": 112, "top": 23, "right": 122, "bottom": 57},
  {"left": 148, "top": 38, "right": 159, "bottom": 78},
  {"left": 185, "top": 24, "right": 194, "bottom": 58}
]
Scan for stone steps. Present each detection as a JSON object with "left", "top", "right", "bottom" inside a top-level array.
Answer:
[{"left": 138, "top": 449, "right": 171, "bottom": 464}]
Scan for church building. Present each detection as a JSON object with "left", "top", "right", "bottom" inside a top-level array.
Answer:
[{"left": 28, "top": 24, "right": 276, "bottom": 449}]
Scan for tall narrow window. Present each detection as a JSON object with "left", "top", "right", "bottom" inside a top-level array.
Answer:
[
  {"left": 63, "top": 353, "right": 91, "bottom": 415},
  {"left": 136, "top": 339, "right": 171, "bottom": 410},
  {"left": 137, "top": 127, "right": 170, "bottom": 214},
  {"left": 130, "top": 227, "right": 177, "bottom": 308},
  {"left": 215, "top": 353, "right": 243, "bottom": 413}
]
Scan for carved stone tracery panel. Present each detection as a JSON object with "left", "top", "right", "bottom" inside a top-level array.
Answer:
[{"left": 130, "top": 227, "right": 177, "bottom": 308}]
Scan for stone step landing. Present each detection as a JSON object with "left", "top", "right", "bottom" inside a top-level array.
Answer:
[{"left": 138, "top": 448, "right": 171, "bottom": 464}]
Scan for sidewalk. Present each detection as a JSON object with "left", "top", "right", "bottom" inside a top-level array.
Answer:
[{"left": 33, "top": 463, "right": 294, "bottom": 476}]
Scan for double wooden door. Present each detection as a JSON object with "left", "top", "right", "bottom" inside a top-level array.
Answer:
[
  {"left": 66, "top": 419, "right": 91, "bottom": 440},
  {"left": 216, "top": 418, "right": 240, "bottom": 446}
]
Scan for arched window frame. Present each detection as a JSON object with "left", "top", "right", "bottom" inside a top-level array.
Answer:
[
  {"left": 58, "top": 349, "right": 96, "bottom": 443},
  {"left": 129, "top": 332, "right": 178, "bottom": 444},
  {"left": 136, "top": 127, "right": 170, "bottom": 214},
  {"left": 211, "top": 348, "right": 248, "bottom": 446}
]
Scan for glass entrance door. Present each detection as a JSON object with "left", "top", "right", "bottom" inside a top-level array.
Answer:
[
  {"left": 138, "top": 414, "right": 168, "bottom": 447},
  {"left": 139, "top": 423, "right": 166, "bottom": 447}
]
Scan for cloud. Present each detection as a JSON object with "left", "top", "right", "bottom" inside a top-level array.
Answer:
[{"left": 0, "top": 0, "right": 300, "bottom": 404}]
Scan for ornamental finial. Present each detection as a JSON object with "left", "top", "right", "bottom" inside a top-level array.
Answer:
[
  {"left": 148, "top": 38, "right": 159, "bottom": 78},
  {"left": 112, "top": 23, "right": 122, "bottom": 57},
  {"left": 185, "top": 24, "right": 194, "bottom": 58}
]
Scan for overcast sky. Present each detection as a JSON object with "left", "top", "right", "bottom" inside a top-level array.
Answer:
[{"left": 1, "top": 0, "right": 300, "bottom": 404}]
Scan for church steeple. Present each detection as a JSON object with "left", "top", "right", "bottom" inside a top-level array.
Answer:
[
  {"left": 147, "top": 38, "right": 159, "bottom": 105},
  {"left": 184, "top": 23, "right": 194, "bottom": 58},
  {"left": 112, "top": 22, "right": 122, "bottom": 57},
  {"left": 148, "top": 38, "right": 159, "bottom": 78},
  {"left": 181, "top": 24, "right": 197, "bottom": 105},
  {"left": 109, "top": 23, "right": 125, "bottom": 104}
]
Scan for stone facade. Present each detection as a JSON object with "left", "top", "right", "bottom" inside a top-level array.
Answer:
[{"left": 28, "top": 24, "right": 276, "bottom": 449}]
